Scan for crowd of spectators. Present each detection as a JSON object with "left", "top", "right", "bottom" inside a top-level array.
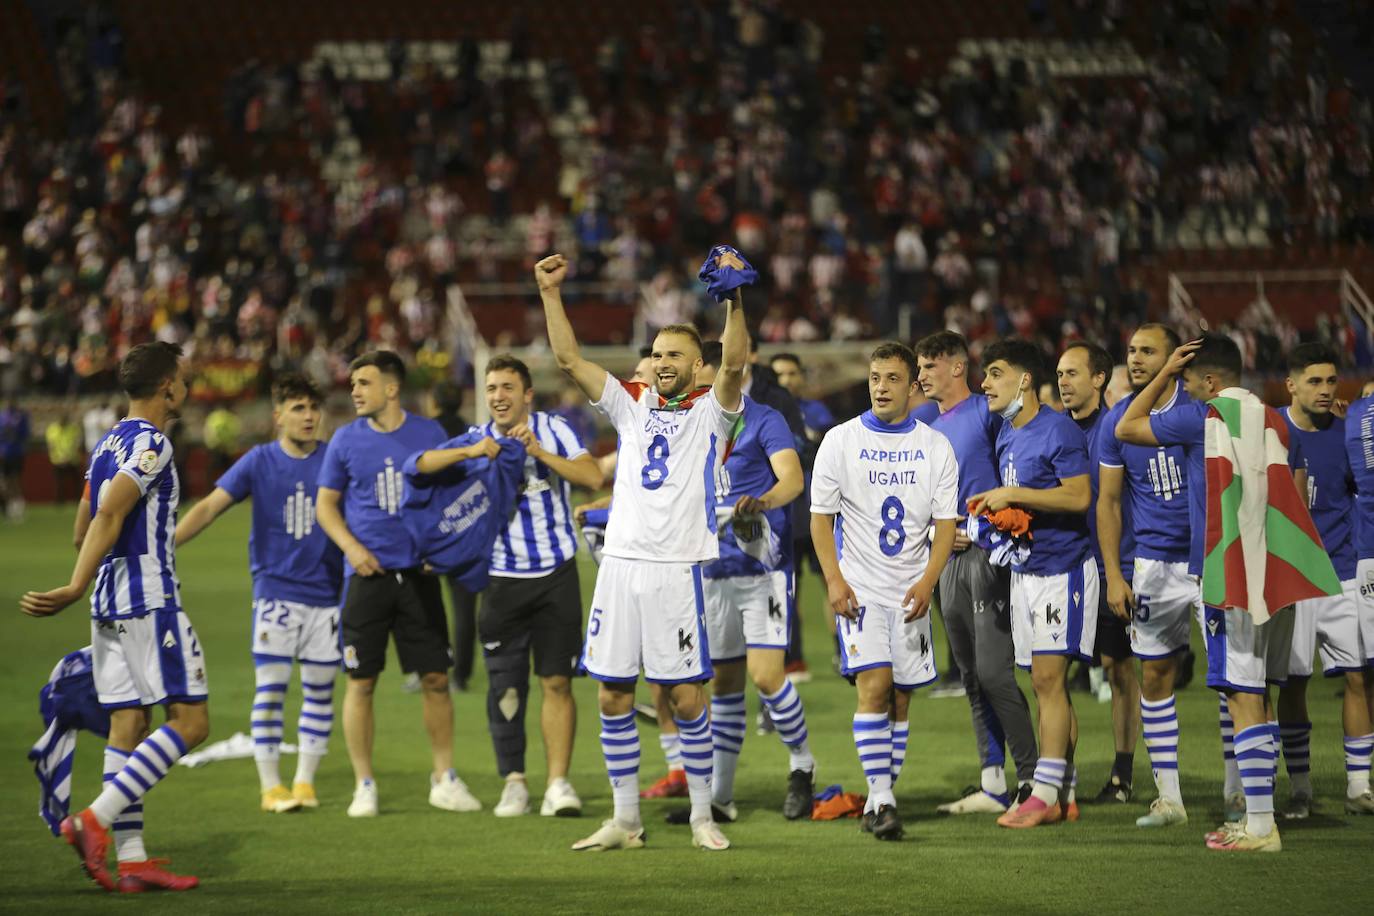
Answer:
[{"left": 2, "top": 0, "right": 1373, "bottom": 401}]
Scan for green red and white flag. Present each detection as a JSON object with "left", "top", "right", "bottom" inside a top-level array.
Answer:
[{"left": 1203, "top": 387, "right": 1341, "bottom": 625}]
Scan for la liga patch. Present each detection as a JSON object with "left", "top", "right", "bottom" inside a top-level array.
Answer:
[{"left": 138, "top": 449, "right": 159, "bottom": 474}]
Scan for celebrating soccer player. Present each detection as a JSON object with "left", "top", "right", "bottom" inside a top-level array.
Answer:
[
  {"left": 21, "top": 342, "right": 208, "bottom": 893},
  {"left": 315, "top": 350, "right": 482, "bottom": 818},
  {"left": 914, "top": 331, "right": 1038, "bottom": 817},
  {"left": 970, "top": 339, "right": 1096, "bottom": 830},
  {"left": 537, "top": 249, "right": 748, "bottom": 852},
  {"left": 811, "top": 341, "right": 960, "bottom": 841}
]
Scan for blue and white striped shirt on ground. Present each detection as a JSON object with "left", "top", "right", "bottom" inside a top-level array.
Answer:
[
  {"left": 485, "top": 411, "right": 586, "bottom": 578},
  {"left": 86, "top": 418, "right": 181, "bottom": 620}
]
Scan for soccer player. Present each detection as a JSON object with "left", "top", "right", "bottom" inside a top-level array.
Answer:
[
  {"left": 671, "top": 340, "right": 812, "bottom": 823},
  {"left": 21, "top": 341, "right": 208, "bottom": 892},
  {"left": 1118, "top": 335, "right": 1296, "bottom": 851},
  {"left": 812, "top": 341, "right": 959, "bottom": 841},
  {"left": 1098, "top": 324, "right": 1197, "bottom": 827},
  {"left": 970, "top": 339, "right": 1097, "bottom": 830},
  {"left": 914, "top": 331, "right": 1037, "bottom": 816},
  {"left": 1343, "top": 391, "right": 1374, "bottom": 813},
  {"left": 1279, "top": 343, "right": 1373, "bottom": 816},
  {"left": 175, "top": 373, "right": 344, "bottom": 814},
  {"left": 315, "top": 350, "right": 481, "bottom": 818},
  {"left": 1056, "top": 340, "right": 1116, "bottom": 813},
  {"left": 537, "top": 250, "right": 747, "bottom": 852},
  {"left": 465, "top": 354, "right": 602, "bottom": 819}
]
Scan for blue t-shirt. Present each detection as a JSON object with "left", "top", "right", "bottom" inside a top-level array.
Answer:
[
  {"left": 800, "top": 398, "right": 835, "bottom": 437},
  {"left": 1345, "top": 395, "right": 1374, "bottom": 560},
  {"left": 909, "top": 401, "right": 940, "bottom": 425},
  {"left": 216, "top": 441, "right": 345, "bottom": 606},
  {"left": 1283, "top": 408, "right": 1356, "bottom": 581},
  {"left": 318, "top": 412, "right": 447, "bottom": 574},
  {"left": 1148, "top": 396, "right": 1209, "bottom": 576},
  {"left": 1074, "top": 405, "right": 1134, "bottom": 577},
  {"left": 1099, "top": 389, "right": 1190, "bottom": 569},
  {"left": 995, "top": 407, "right": 1091, "bottom": 576},
  {"left": 706, "top": 398, "right": 797, "bottom": 579},
  {"left": 927, "top": 394, "right": 1002, "bottom": 513},
  {"left": 402, "top": 431, "right": 528, "bottom": 591}
]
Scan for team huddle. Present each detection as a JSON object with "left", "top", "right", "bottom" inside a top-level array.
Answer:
[{"left": 19, "top": 249, "right": 1374, "bottom": 891}]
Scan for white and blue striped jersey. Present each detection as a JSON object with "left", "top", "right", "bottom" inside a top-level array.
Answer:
[
  {"left": 86, "top": 418, "right": 181, "bottom": 620},
  {"left": 484, "top": 411, "right": 588, "bottom": 578}
]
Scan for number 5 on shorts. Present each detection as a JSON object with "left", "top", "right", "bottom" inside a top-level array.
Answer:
[{"left": 589, "top": 607, "right": 604, "bottom": 637}]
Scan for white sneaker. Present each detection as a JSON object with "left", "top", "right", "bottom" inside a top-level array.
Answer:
[
  {"left": 690, "top": 819, "right": 730, "bottom": 851},
  {"left": 1136, "top": 796, "right": 1188, "bottom": 828},
  {"left": 429, "top": 770, "right": 482, "bottom": 812},
  {"left": 541, "top": 780, "right": 583, "bottom": 817},
  {"left": 937, "top": 788, "right": 1009, "bottom": 815},
  {"left": 571, "top": 819, "right": 646, "bottom": 851},
  {"left": 347, "top": 780, "right": 379, "bottom": 817},
  {"left": 494, "top": 779, "right": 530, "bottom": 817}
]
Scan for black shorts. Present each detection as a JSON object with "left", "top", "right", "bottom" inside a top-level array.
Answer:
[
  {"left": 1094, "top": 589, "right": 1132, "bottom": 663},
  {"left": 341, "top": 569, "right": 450, "bottom": 679},
  {"left": 479, "top": 560, "right": 583, "bottom": 678}
]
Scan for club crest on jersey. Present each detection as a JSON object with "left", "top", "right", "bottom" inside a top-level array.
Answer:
[{"left": 138, "top": 449, "right": 160, "bottom": 474}]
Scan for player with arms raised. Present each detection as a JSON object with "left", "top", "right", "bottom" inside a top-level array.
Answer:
[
  {"left": 811, "top": 342, "right": 959, "bottom": 841},
  {"left": 536, "top": 250, "right": 748, "bottom": 852}
]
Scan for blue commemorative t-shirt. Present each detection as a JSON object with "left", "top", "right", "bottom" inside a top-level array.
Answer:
[
  {"left": 216, "top": 441, "right": 345, "bottom": 606},
  {"left": 1283, "top": 407, "right": 1356, "bottom": 581},
  {"left": 1148, "top": 395, "right": 1209, "bottom": 576},
  {"left": 927, "top": 394, "right": 1003, "bottom": 514},
  {"left": 1344, "top": 395, "right": 1374, "bottom": 560},
  {"left": 1099, "top": 389, "right": 1189, "bottom": 570},
  {"left": 706, "top": 397, "right": 797, "bottom": 579},
  {"left": 995, "top": 406, "right": 1091, "bottom": 576},
  {"left": 1074, "top": 405, "right": 1133, "bottom": 576},
  {"left": 318, "top": 412, "right": 447, "bottom": 574}
]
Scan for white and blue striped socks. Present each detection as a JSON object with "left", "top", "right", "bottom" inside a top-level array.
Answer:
[
  {"left": 295, "top": 662, "right": 335, "bottom": 785},
  {"left": 90, "top": 726, "right": 187, "bottom": 828},
  {"left": 675, "top": 710, "right": 714, "bottom": 823},
  {"left": 103, "top": 747, "right": 145, "bottom": 863},
  {"left": 890, "top": 721, "right": 910, "bottom": 784},
  {"left": 853, "top": 713, "right": 893, "bottom": 810},
  {"left": 659, "top": 732, "right": 683, "bottom": 773},
  {"left": 1345, "top": 733, "right": 1374, "bottom": 798},
  {"left": 1235, "top": 724, "right": 1276, "bottom": 836},
  {"left": 710, "top": 693, "right": 746, "bottom": 806},
  {"left": 1141, "top": 695, "right": 1182, "bottom": 803},
  {"left": 1278, "top": 721, "right": 1312, "bottom": 798},
  {"left": 1219, "top": 696, "right": 1241, "bottom": 797},
  {"left": 761, "top": 681, "right": 815, "bottom": 772},
  {"left": 252, "top": 659, "right": 290, "bottom": 791},
  {"left": 1031, "top": 757, "right": 1067, "bottom": 806},
  {"left": 600, "top": 712, "right": 641, "bottom": 827}
]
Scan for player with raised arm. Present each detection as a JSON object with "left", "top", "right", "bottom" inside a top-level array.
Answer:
[
  {"left": 914, "top": 331, "right": 1038, "bottom": 817},
  {"left": 537, "top": 249, "right": 749, "bottom": 852},
  {"left": 1278, "top": 343, "right": 1373, "bottom": 817},
  {"left": 811, "top": 342, "right": 960, "bottom": 841},
  {"left": 315, "top": 350, "right": 481, "bottom": 818},
  {"left": 21, "top": 342, "right": 208, "bottom": 893},
  {"left": 970, "top": 339, "right": 1096, "bottom": 830},
  {"left": 1096, "top": 324, "right": 1198, "bottom": 828},
  {"left": 176, "top": 373, "right": 344, "bottom": 814}
]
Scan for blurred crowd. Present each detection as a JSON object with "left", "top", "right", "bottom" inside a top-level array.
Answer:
[{"left": 2, "top": 0, "right": 1373, "bottom": 401}]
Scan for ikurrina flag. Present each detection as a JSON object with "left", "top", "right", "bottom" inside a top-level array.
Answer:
[{"left": 1203, "top": 387, "right": 1341, "bottom": 625}]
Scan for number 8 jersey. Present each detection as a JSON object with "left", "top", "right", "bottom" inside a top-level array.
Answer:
[
  {"left": 594, "top": 373, "right": 742, "bottom": 563},
  {"left": 811, "top": 410, "right": 960, "bottom": 607}
]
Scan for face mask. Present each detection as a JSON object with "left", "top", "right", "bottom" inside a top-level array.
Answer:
[{"left": 998, "top": 380, "right": 1026, "bottom": 421}]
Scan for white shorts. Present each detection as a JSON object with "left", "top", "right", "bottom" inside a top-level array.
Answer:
[
  {"left": 1203, "top": 604, "right": 1296, "bottom": 693},
  {"left": 582, "top": 556, "right": 712, "bottom": 684},
  {"left": 1129, "top": 558, "right": 1198, "bottom": 659},
  {"left": 1355, "top": 559, "right": 1374, "bottom": 667},
  {"left": 92, "top": 608, "right": 209, "bottom": 709},
  {"left": 835, "top": 603, "right": 938, "bottom": 690},
  {"left": 252, "top": 599, "right": 343, "bottom": 664},
  {"left": 702, "top": 569, "right": 792, "bottom": 661},
  {"left": 1289, "top": 580, "right": 1365, "bottom": 677},
  {"left": 1011, "top": 557, "right": 1099, "bottom": 668}
]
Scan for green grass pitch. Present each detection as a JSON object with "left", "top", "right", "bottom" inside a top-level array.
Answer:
[{"left": 2, "top": 505, "right": 1370, "bottom": 914}]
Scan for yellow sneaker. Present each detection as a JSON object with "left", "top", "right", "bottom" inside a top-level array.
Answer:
[
  {"left": 292, "top": 782, "right": 319, "bottom": 809},
  {"left": 261, "top": 785, "right": 302, "bottom": 813}
]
